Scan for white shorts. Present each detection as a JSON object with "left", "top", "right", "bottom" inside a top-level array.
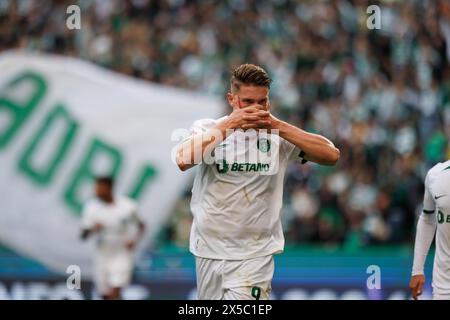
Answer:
[
  {"left": 94, "top": 250, "right": 133, "bottom": 295},
  {"left": 433, "top": 293, "right": 450, "bottom": 300},
  {"left": 195, "top": 255, "right": 274, "bottom": 300}
]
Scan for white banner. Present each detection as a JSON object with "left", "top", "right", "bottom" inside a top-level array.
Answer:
[{"left": 0, "top": 51, "right": 223, "bottom": 278}]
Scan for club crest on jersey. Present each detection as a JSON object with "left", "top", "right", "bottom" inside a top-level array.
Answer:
[{"left": 257, "top": 138, "right": 271, "bottom": 153}]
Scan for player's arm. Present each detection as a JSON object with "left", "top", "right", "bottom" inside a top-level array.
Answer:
[
  {"left": 79, "top": 203, "right": 103, "bottom": 241},
  {"left": 134, "top": 214, "right": 146, "bottom": 241},
  {"left": 409, "top": 173, "right": 437, "bottom": 300},
  {"left": 176, "top": 107, "right": 271, "bottom": 171},
  {"left": 125, "top": 212, "right": 146, "bottom": 250},
  {"left": 176, "top": 121, "right": 229, "bottom": 172},
  {"left": 80, "top": 229, "right": 90, "bottom": 240},
  {"left": 271, "top": 118, "right": 340, "bottom": 166},
  {"left": 80, "top": 223, "right": 103, "bottom": 240}
]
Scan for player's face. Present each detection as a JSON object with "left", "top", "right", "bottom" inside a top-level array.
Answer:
[
  {"left": 95, "top": 181, "right": 112, "bottom": 200},
  {"left": 228, "top": 85, "right": 270, "bottom": 111}
]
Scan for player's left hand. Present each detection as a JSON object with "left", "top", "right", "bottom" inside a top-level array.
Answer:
[{"left": 409, "top": 274, "right": 425, "bottom": 300}]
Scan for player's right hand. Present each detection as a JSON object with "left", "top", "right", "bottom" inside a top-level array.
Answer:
[
  {"left": 409, "top": 274, "right": 425, "bottom": 300},
  {"left": 227, "top": 106, "right": 270, "bottom": 130}
]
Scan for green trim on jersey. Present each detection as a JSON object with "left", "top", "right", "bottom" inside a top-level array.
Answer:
[
  {"left": 299, "top": 150, "right": 308, "bottom": 164},
  {"left": 423, "top": 209, "right": 435, "bottom": 214}
]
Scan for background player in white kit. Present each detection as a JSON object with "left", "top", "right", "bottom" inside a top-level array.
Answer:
[
  {"left": 410, "top": 160, "right": 450, "bottom": 300},
  {"left": 81, "top": 177, "right": 145, "bottom": 300},
  {"left": 176, "top": 64, "right": 340, "bottom": 300}
]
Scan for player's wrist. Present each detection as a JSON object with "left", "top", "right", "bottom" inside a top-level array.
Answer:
[
  {"left": 270, "top": 115, "right": 282, "bottom": 131},
  {"left": 276, "top": 119, "right": 289, "bottom": 136},
  {"left": 217, "top": 117, "right": 237, "bottom": 132}
]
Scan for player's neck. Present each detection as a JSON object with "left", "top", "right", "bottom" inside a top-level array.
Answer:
[{"left": 99, "top": 195, "right": 114, "bottom": 204}]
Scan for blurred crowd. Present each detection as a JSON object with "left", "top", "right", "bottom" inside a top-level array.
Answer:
[{"left": 1, "top": 0, "right": 450, "bottom": 250}]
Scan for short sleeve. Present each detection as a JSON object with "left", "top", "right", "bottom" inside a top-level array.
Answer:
[
  {"left": 190, "top": 120, "right": 209, "bottom": 136},
  {"left": 126, "top": 198, "right": 139, "bottom": 217},
  {"left": 280, "top": 138, "right": 308, "bottom": 164},
  {"left": 179, "top": 119, "right": 214, "bottom": 144},
  {"left": 80, "top": 201, "right": 96, "bottom": 230},
  {"left": 121, "top": 197, "right": 142, "bottom": 225},
  {"left": 290, "top": 146, "right": 308, "bottom": 164}
]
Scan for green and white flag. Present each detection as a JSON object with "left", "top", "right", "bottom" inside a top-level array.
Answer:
[{"left": 0, "top": 51, "right": 223, "bottom": 278}]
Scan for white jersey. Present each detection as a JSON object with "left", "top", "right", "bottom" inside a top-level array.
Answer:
[
  {"left": 188, "top": 117, "right": 307, "bottom": 260},
  {"left": 412, "top": 160, "right": 450, "bottom": 296},
  {"left": 81, "top": 196, "right": 139, "bottom": 254}
]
